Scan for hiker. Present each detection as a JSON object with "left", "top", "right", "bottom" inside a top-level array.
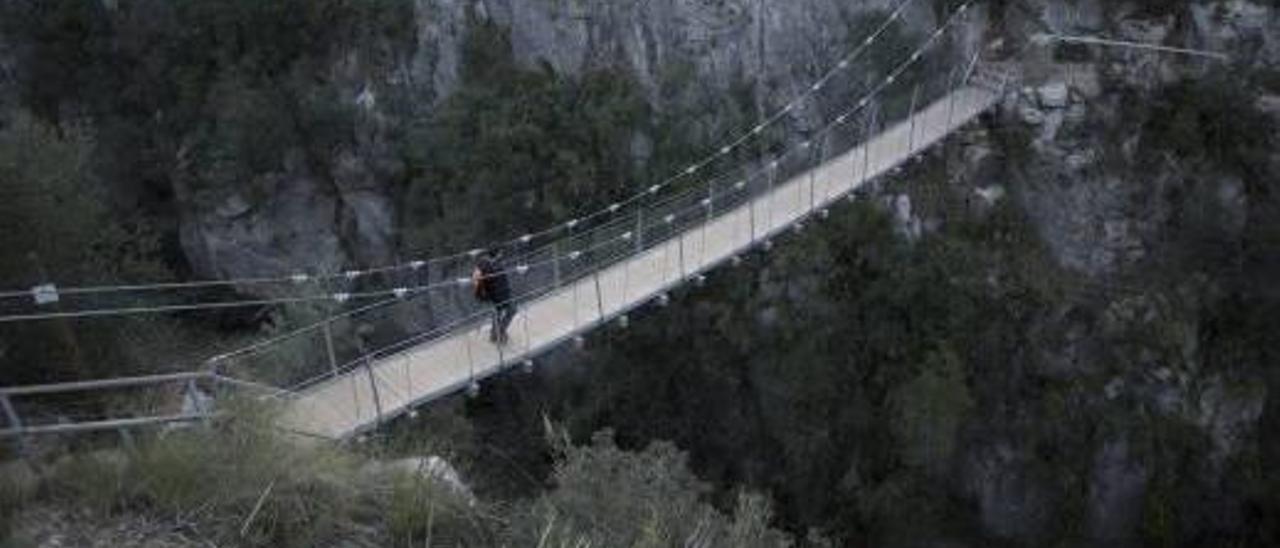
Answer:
[{"left": 473, "top": 249, "right": 516, "bottom": 344}]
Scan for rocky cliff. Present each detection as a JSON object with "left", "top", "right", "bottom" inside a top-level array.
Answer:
[
  {"left": 176, "top": 0, "right": 986, "bottom": 289},
  {"left": 2, "top": 0, "right": 1278, "bottom": 545}
]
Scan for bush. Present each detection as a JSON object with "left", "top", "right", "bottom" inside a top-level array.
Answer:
[
  {"left": 402, "top": 21, "right": 650, "bottom": 254},
  {"left": 0, "top": 111, "right": 178, "bottom": 385},
  {"left": 34, "top": 400, "right": 364, "bottom": 546},
  {"left": 514, "top": 429, "right": 792, "bottom": 547},
  {"left": 0, "top": 461, "right": 39, "bottom": 537},
  {"left": 889, "top": 347, "right": 973, "bottom": 474},
  {"left": 45, "top": 450, "right": 133, "bottom": 516},
  {"left": 386, "top": 470, "right": 492, "bottom": 545},
  {"left": 1140, "top": 77, "right": 1273, "bottom": 178}
]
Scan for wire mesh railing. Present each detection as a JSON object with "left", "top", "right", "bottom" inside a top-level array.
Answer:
[
  {"left": 0, "top": 1, "right": 1012, "bottom": 443},
  {"left": 207, "top": 1, "right": 992, "bottom": 400}
]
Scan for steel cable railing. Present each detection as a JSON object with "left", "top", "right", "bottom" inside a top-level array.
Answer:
[
  {"left": 1, "top": 1, "right": 1005, "bottom": 443},
  {"left": 210, "top": 2, "right": 987, "bottom": 395},
  {"left": 246, "top": 3, "right": 996, "bottom": 437}
]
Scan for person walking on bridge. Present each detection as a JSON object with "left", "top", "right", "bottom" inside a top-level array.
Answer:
[{"left": 473, "top": 249, "right": 515, "bottom": 345}]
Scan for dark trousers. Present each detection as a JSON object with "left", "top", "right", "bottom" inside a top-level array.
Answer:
[{"left": 490, "top": 300, "right": 517, "bottom": 343}]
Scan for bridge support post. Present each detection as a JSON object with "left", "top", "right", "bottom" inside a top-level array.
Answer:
[
  {"left": 946, "top": 60, "right": 964, "bottom": 189},
  {"left": 766, "top": 160, "right": 777, "bottom": 237},
  {"left": 678, "top": 232, "right": 686, "bottom": 280},
  {"left": 593, "top": 272, "right": 605, "bottom": 324},
  {"left": 706, "top": 181, "right": 715, "bottom": 224},
  {"left": 818, "top": 141, "right": 828, "bottom": 206},
  {"left": 323, "top": 320, "right": 340, "bottom": 377},
  {"left": 863, "top": 106, "right": 877, "bottom": 190},
  {"left": 363, "top": 357, "right": 383, "bottom": 427},
  {"left": 1, "top": 394, "right": 27, "bottom": 457},
  {"left": 702, "top": 181, "right": 713, "bottom": 272},
  {"left": 552, "top": 241, "right": 562, "bottom": 289},
  {"left": 908, "top": 84, "right": 920, "bottom": 156},
  {"left": 572, "top": 274, "right": 581, "bottom": 330},
  {"left": 635, "top": 209, "right": 645, "bottom": 255},
  {"left": 463, "top": 332, "right": 477, "bottom": 399},
  {"left": 808, "top": 145, "right": 817, "bottom": 214},
  {"left": 522, "top": 307, "right": 533, "bottom": 355},
  {"left": 117, "top": 427, "right": 137, "bottom": 455}
]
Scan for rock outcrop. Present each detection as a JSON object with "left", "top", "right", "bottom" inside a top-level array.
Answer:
[{"left": 175, "top": 0, "right": 987, "bottom": 290}]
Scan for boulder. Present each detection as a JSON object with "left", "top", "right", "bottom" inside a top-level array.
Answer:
[
  {"left": 974, "top": 185, "right": 1005, "bottom": 206},
  {"left": 378, "top": 455, "right": 476, "bottom": 505},
  {"left": 1104, "top": 377, "right": 1125, "bottom": 400},
  {"left": 1019, "top": 104, "right": 1046, "bottom": 125},
  {"left": 178, "top": 172, "right": 348, "bottom": 298},
  {"left": 1038, "top": 82, "right": 1070, "bottom": 109},
  {"left": 214, "top": 194, "right": 252, "bottom": 219}
]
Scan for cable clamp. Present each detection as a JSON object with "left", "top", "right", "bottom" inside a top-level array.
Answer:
[{"left": 31, "top": 284, "right": 58, "bottom": 305}]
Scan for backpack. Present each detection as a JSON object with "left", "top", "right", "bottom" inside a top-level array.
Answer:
[{"left": 472, "top": 265, "right": 490, "bottom": 302}]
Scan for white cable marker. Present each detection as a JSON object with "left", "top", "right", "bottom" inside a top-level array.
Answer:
[{"left": 31, "top": 284, "right": 58, "bottom": 305}]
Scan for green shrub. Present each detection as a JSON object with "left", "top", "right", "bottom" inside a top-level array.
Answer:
[
  {"left": 46, "top": 450, "right": 133, "bottom": 516},
  {"left": 889, "top": 347, "right": 973, "bottom": 474},
  {"left": 36, "top": 401, "right": 366, "bottom": 547},
  {"left": 0, "top": 461, "right": 39, "bottom": 537},
  {"left": 139, "top": 405, "right": 362, "bottom": 546},
  {"left": 514, "top": 429, "right": 792, "bottom": 547},
  {"left": 386, "top": 471, "right": 490, "bottom": 546},
  {"left": 1140, "top": 77, "right": 1273, "bottom": 178}
]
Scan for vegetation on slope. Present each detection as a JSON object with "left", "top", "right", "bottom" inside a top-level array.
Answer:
[
  {"left": 1, "top": 1, "right": 1278, "bottom": 547},
  {"left": 1, "top": 402, "right": 792, "bottom": 547}
]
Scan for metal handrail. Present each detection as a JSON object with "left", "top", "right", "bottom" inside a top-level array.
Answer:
[{"left": 0, "top": 371, "right": 212, "bottom": 397}]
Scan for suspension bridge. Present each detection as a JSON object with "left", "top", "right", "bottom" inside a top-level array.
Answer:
[{"left": 0, "top": 1, "right": 1019, "bottom": 444}]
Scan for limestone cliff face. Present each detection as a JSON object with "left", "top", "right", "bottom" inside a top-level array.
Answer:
[
  {"left": 179, "top": 0, "right": 1280, "bottom": 290},
  {"left": 930, "top": 2, "right": 1278, "bottom": 544},
  {"left": 177, "top": 0, "right": 984, "bottom": 288},
  {"left": 996, "top": 0, "right": 1278, "bottom": 278},
  {"left": 38, "top": 1, "right": 1279, "bottom": 544}
]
